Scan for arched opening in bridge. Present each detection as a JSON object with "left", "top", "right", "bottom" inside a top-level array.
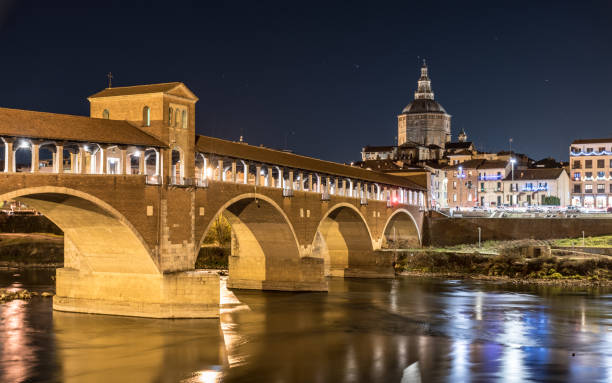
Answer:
[
  {"left": 0, "top": 188, "right": 158, "bottom": 276},
  {"left": 171, "top": 148, "right": 184, "bottom": 184},
  {"left": 37, "top": 143, "right": 55, "bottom": 173},
  {"left": 14, "top": 140, "right": 32, "bottom": 172},
  {"left": 312, "top": 204, "right": 374, "bottom": 277},
  {"left": 145, "top": 148, "right": 160, "bottom": 178},
  {"left": 382, "top": 210, "right": 421, "bottom": 249},
  {"left": 198, "top": 195, "right": 325, "bottom": 291}
]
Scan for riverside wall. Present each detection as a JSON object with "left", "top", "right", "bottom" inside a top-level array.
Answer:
[{"left": 423, "top": 217, "right": 612, "bottom": 247}]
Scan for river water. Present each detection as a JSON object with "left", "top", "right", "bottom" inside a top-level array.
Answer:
[{"left": 0, "top": 269, "right": 610, "bottom": 383}]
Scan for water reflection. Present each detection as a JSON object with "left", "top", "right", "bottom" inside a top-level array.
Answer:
[{"left": 0, "top": 270, "right": 611, "bottom": 382}]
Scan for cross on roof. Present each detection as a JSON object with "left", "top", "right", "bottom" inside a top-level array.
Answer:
[{"left": 107, "top": 72, "right": 113, "bottom": 88}]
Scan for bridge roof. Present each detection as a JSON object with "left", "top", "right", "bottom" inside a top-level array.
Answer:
[
  {"left": 195, "top": 135, "right": 426, "bottom": 190},
  {"left": 0, "top": 107, "right": 166, "bottom": 147}
]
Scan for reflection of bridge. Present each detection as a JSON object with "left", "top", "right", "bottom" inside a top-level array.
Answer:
[{"left": 0, "top": 82, "right": 426, "bottom": 318}]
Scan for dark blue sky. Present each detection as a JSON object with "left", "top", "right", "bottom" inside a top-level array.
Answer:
[{"left": 1, "top": 0, "right": 610, "bottom": 163}]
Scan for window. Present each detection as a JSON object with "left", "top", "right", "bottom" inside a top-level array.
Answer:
[
  {"left": 496, "top": 182, "right": 501, "bottom": 191},
  {"left": 571, "top": 147, "right": 579, "bottom": 153},
  {"left": 468, "top": 193, "right": 472, "bottom": 202},
  {"left": 585, "top": 184, "right": 593, "bottom": 193},
  {"left": 453, "top": 193, "right": 457, "bottom": 202},
  {"left": 597, "top": 159, "right": 605, "bottom": 168},
  {"left": 597, "top": 171, "right": 605, "bottom": 179},
  {"left": 597, "top": 184, "right": 605, "bottom": 193},
  {"left": 573, "top": 184, "right": 581, "bottom": 193},
  {"left": 175, "top": 108, "right": 180, "bottom": 127},
  {"left": 182, "top": 110, "right": 187, "bottom": 129},
  {"left": 480, "top": 182, "right": 484, "bottom": 192},
  {"left": 610, "top": 184, "right": 612, "bottom": 193},
  {"left": 599, "top": 147, "right": 605, "bottom": 152},
  {"left": 143, "top": 106, "right": 150, "bottom": 126},
  {"left": 586, "top": 148, "right": 593, "bottom": 153},
  {"left": 610, "top": 159, "right": 612, "bottom": 168},
  {"left": 585, "top": 160, "right": 592, "bottom": 168},
  {"left": 586, "top": 172, "right": 593, "bottom": 179},
  {"left": 574, "top": 172, "right": 581, "bottom": 181},
  {"left": 453, "top": 181, "right": 457, "bottom": 189},
  {"left": 102, "top": 109, "right": 109, "bottom": 119},
  {"left": 168, "top": 108, "right": 173, "bottom": 125},
  {"left": 573, "top": 160, "right": 581, "bottom": 169}
]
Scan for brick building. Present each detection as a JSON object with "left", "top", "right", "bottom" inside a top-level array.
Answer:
[{"left": 569, "top": 138, "right": 612, "bottom": 208}]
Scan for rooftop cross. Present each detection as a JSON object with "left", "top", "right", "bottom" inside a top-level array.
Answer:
[{"left": 107, "top": 72, "right": 113, "bottom": 88}]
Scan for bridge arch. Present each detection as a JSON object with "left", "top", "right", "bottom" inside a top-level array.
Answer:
[
  {"left": 198, "top": 193, "right": 325, "bottom": 291},
  {"left": 381, "top": 208, "right": 421, "bottom": 248},
  {"left": 0, "top": 186, "right": 159, "bottom": 274},
  {"left": 312, "top": 203, "right": 375, "bottom": 277}
]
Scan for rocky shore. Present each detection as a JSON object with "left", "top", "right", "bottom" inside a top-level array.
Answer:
[{"left": 0, "top": 288, "right": 54, "bottom": 302}]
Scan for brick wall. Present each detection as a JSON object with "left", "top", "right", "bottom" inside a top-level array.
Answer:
[{"left": 424, "top": 217, "right": 612, "bottom": 246}]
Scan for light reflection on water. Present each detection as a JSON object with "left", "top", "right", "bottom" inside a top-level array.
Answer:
[{"left": 0, "top": 269, "right": 610, "bottom": 382}]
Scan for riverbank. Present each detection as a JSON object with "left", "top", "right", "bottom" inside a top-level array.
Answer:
[
  {"left": 0, "top": 233, "right": 63, "bottom": 267},
  {"left": 394, "top": 244, "right": 612, "bottom": 286}
]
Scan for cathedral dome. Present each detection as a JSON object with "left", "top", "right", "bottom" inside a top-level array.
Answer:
[{"left": 402, "top": 99, "right": 447, "bottom": 114}]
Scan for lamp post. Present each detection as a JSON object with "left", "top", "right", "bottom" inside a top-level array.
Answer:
[{"left": 458, "top": 165, "right": 463, "bottom": 210}]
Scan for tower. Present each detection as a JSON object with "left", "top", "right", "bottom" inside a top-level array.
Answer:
[{"left": 397, "top": 61, "right": 451, "bottom": 147}]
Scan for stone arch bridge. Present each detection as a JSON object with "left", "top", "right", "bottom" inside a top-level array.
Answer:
[{"left": 0, "top": 86, "right": 426, "bottom": 319}]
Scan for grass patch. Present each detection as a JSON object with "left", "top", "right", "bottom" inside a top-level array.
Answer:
[
  {"left": 195, "top": 246, "right": 229, "bottom": 269},
  {"left": 552, "top": 235, "right": 612, "bottom": 248}
]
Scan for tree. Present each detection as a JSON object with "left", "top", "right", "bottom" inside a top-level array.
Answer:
[{"left": 542, "top": 196, "right": 560, "bottom": 206}]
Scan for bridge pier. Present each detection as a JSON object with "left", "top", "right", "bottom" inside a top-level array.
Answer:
[{"left": 53, "top": 268, "right": 220, "bottom": 318}]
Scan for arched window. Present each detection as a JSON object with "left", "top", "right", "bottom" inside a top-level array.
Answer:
[
  {"left": 168, "top": 108, "right": 173, "bottom": 125},
  {"left": 143, "top": 106, "right": 150, "bottom": 126},
  {"left": 182, "top": 110, "right": 187, "bottom": 129},
  {"left": 102, "top": 109, "right": 109, "bottom": 119}
]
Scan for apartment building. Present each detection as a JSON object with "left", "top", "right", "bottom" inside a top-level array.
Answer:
[{"left": 569, "top": 138, "right": 612, "bottom": 208}]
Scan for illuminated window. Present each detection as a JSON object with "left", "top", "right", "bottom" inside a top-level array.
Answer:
[
  {"left": 168, "top": 108, "right": 173, "bottom": 125},
  {"left": 597, "top": 184, "right": 605, "bottom": 193},
  {"left": 574, "top": 172, "right": 580, "bottom": 180},
  {"left": 453, "top": 193, "right": 457, "bottom": 202},
  {"left": 143, "top": 106, "right": 150, "bottom": 126},
  {"left": 102, "top": 109, "right": 109, "bottom": 119},
  {"left": 175, "top": 108, "right": 179, "bottom": 127},
  {"left": 585, "top": 184, "right": 593, "bottom": 193},
  {"left": 182, "top": 110, "right": 187, "bottom": 129}
]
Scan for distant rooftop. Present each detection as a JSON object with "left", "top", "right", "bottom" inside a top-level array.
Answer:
[
  {"left": 571, "top": 138, "right": 612, "bottom": 145},
  {"left": 503, "top": 168, "right": 566, "bottom": 181}
]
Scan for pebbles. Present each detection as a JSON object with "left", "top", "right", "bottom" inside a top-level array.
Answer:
[{"left": 0, "top": 288, "right": 54, "bottom": 302}]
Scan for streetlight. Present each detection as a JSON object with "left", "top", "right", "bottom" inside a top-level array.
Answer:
[{"left": 458, "top": 165, "right": 464, "bottom": 210}]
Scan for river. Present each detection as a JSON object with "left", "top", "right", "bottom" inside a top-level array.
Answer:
[{"left": 0, "top": 269, "right": 610, "bottom": 382}]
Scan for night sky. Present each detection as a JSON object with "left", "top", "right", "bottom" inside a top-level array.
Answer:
[{"left": 1, "top": 0, "right": 611, "bottom": 163}]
